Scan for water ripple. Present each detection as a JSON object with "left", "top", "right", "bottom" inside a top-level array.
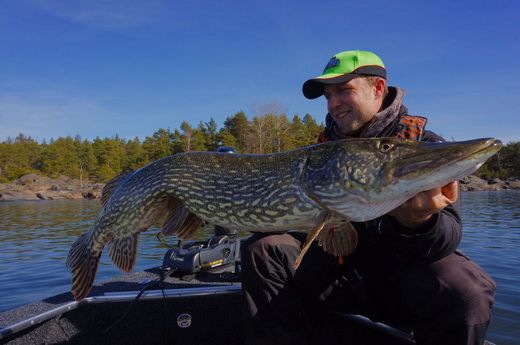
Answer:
[{"left": 1, "top": 193, "right": 519, "bottom": 344}]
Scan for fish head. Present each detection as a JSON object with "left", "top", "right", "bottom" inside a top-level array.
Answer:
[{"left": 304, "top": 137, "right": 502, "bottom": 220}]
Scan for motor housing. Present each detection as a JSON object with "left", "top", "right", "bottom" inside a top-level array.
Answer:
[{"left": 162, "top": 234, "right": 241, "bottom": 274}]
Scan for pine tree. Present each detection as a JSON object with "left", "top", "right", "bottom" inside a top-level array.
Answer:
[
  {"left": 0, "top": 134, "right": 39, "bottom": 180},
  {"left": 222, "top": 111, "right": 251, "bottom": 153},
  {"left": 123, "top": 137, "right": 148, "bottom": 171},
  {"left": 143, "top": 128, "right": 174, "bottom": 161},
  {"left": 303, "top": 114, "right": 324, "bottom": 145}
]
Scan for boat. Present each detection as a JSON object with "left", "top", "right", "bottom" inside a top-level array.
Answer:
[
  {"left": 0, "top": 272, "right": 414, "bottom": 344},
  {"left": 0, "top": 230, "right": 487, "bottom": 345}
]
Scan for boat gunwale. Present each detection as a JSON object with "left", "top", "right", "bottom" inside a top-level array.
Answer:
[{"left": 0, "top": 285, "right": 242, "bottom": 340}]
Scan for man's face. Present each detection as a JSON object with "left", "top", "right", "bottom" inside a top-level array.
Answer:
[{"left": 323, "top": 77, "right": 383, "bottom": 136}]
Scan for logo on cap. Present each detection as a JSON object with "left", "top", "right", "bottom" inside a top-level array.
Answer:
[{"left": 323, "top": 57, "right": 340, "bottom": 72}]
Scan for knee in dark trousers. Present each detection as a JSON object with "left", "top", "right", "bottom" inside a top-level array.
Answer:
[
  {"left": 396, "top": 252, "right": 496, "bottom": 345},
  {"left": 241, "top": 234, "right": 496, "bottom": 345},
  {"left": 241, "top": 232, "right": 360, "bottom": 344},
  {"left": 241, "top": 232, "right": 309, "bottom": 344}
]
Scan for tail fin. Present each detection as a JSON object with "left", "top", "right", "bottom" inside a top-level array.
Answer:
[{"left": 66, "top": 233, "right": 101, "bottom": 301}]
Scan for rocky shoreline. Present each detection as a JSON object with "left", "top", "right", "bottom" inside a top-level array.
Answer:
[
  {"left": 1, "top": 173, "right": 519, "bottom": 202},
  {"left": 458, "top": 175, "right": 520, "bottom": 192},
  {"left": 0, "top": 173, "right": 104, "bottom": 202}
]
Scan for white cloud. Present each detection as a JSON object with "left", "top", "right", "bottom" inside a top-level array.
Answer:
[{"left": 26, "top": 0, "right": 166, "bottom": 31}]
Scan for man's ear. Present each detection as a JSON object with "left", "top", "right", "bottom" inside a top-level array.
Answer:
[{"left": 374, "top": 78, "right": 386, "bottom": 99}]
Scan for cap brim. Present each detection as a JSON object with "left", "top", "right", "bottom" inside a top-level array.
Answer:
[
  {"left": 302, "top": 74, "right": 358, "bottom": 99},
  {"left": 302, "top": 65, "right": 387, "bottom": 99}
]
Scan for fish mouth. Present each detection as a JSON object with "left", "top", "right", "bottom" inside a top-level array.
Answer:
[{"left": 392, "top": 138, "right": 502, "bottom": 180}]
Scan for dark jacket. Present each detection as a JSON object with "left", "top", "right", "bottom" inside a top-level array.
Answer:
[{"left": 321, "top": 86, "right": 463, "bottom": 284}]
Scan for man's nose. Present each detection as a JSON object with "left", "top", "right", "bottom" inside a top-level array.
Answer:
[{"left": 328, "top": 94, "right": 341, "bottom": 110}]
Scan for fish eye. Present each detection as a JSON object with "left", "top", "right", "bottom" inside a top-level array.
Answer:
[{"left": 379, "top": 140, "right": 395, "bottom": 153}]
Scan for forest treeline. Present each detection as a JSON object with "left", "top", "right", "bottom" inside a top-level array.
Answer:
[
  {"left": 1, "top": 110, "right": 518, "bottom": 183},
  {"left": 0, "top": 112, "right": 324, "bottom": 183}
]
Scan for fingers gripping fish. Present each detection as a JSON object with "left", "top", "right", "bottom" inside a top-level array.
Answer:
[{"left": 66, "top": 137, "right": 501, "bottom": 301}]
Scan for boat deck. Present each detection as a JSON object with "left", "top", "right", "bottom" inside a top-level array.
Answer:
[{"left": 1, "top": 265, "right": 417, "bottom": 345}]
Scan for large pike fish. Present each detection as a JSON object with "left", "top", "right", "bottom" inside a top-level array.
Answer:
[{"left": 67, "top": 137, "right": 501, "bottom": 301}]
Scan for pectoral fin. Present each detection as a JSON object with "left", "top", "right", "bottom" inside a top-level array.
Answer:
[
  {"left": 316, "top": 222, "right": 358, "bottom": 257},
  {"left": 294, "top": 210, "right": 330, "bottom": 269}
]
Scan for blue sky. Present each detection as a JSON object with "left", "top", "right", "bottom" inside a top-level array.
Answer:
[{"left": 1, "top": 0, "right": 519, "bottom": 144}]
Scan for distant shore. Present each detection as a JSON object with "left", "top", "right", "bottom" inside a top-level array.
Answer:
[
  {"left": 0, "top": 173, "right": 104, "bottom": 202},
  {"left": 458, "top": 175, "right": 520, "bottom": 192},
  {"left": 1, "top": 173, "right": 519, "bottom": 202}
]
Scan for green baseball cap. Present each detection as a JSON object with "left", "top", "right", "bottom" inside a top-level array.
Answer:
[{"left": 302, "top": 50, "right": 386, "bottom": 99}]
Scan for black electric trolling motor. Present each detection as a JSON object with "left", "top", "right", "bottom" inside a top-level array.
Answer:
[
  {"left": 162, "top": 146, "right": 243, "bottom": 276},
  {"left": 162, "top": 224, "right": 241, "bottom": 275}
]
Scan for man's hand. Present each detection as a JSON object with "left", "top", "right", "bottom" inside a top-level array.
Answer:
[{"left": 387, "top": 181, "right": 459, "bottom": 229}]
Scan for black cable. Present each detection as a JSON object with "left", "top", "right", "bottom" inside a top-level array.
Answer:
[
  {"left": 100, "top": 268, "right": 176, "bottom": 335},
  {"left": 156, "top": 232, "right": 176, "bottom": 248}
]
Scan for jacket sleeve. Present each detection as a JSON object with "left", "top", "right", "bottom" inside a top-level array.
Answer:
[
  {"left": 379, "top": 129, "right": 463, "bottom": 262},
  {"left": 379, "top": 200, "right": 462, "bottom": 262}
]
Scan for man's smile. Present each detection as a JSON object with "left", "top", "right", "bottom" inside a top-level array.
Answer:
[{"left": 334, "top": 111, "right": 350, "bottom": 119}]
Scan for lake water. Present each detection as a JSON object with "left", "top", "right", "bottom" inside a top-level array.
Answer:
[{"left": 0, "top": 192, "right": 519, "bottom": 344}]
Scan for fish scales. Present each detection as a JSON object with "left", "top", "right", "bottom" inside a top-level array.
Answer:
[
  {"left": 67, "top": 137, "right": 502, "bottom": 301},
  {"left": 163, "top": 150, "right": 320, "bottom": 229}
]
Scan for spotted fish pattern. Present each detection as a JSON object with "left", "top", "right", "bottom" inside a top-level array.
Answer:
[{"left": 67, "top": 137, "right": 501, "bottom": 301}]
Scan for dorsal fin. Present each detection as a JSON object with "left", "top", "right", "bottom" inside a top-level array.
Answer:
[{"left": 101, "top": 170, "right": 135, "bottom": 207}]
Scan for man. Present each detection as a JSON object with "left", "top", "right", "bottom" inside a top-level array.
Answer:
[{"left": 241, "top": 51, "right": 496, "bottom": 345}]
